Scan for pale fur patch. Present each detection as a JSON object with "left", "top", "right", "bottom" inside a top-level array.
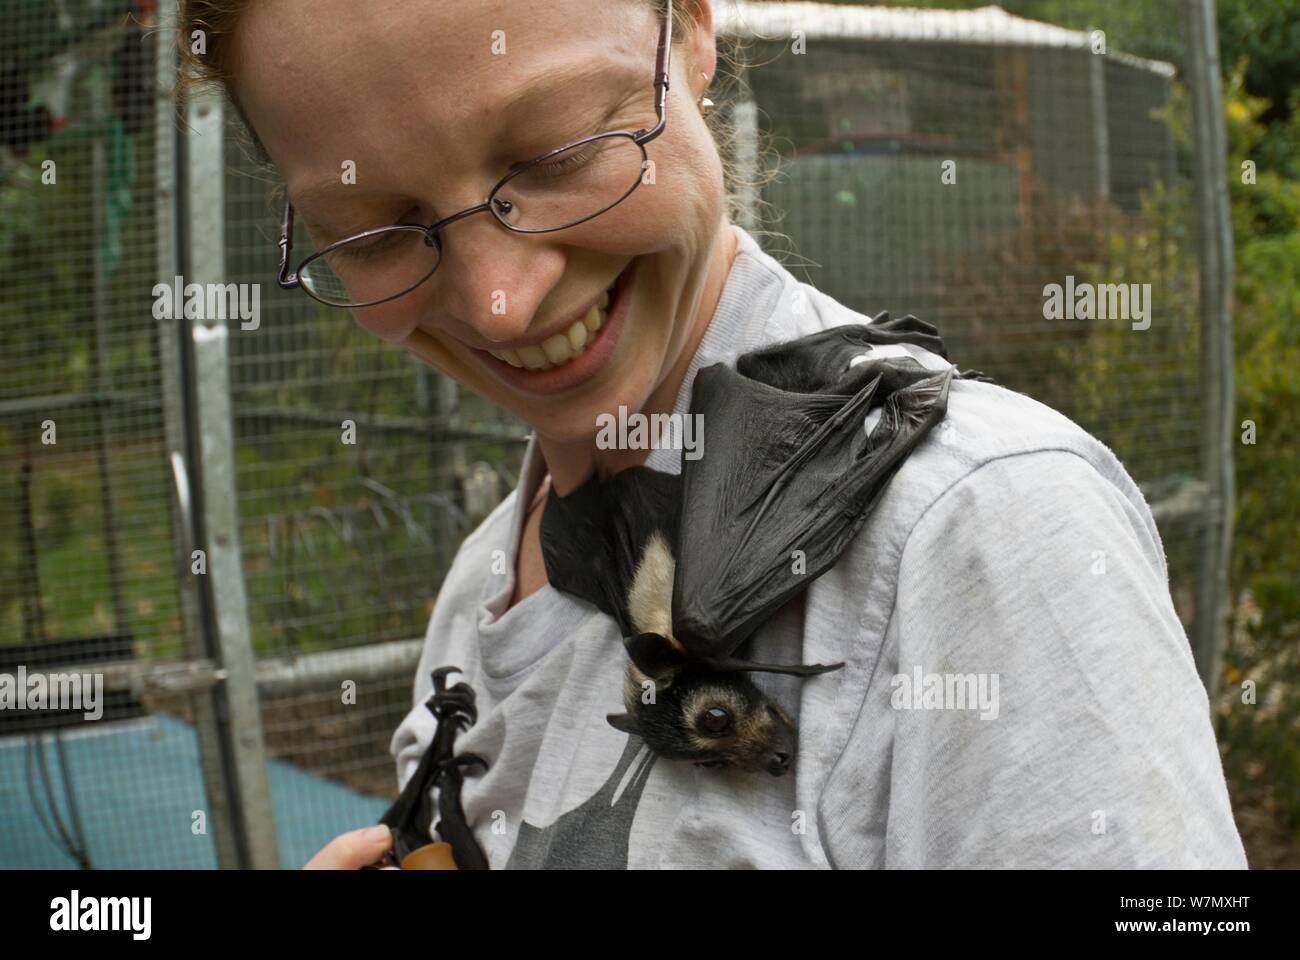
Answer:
[{"left": 627, "top": 531, "right": 682, "bottom": 651}]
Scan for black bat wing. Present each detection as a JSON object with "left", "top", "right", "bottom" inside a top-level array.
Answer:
[
  {"left": 737, "top": 312, "right": 950, "bottom": 393},
  {"left": 379, "top": 733, "right": 441, "bottom": 862},
  {"left": 540, "top": 465, "right": 683, "bottom": 637},
  {"left": 671, "top": 321, "right": 954, "bottom": 662}
]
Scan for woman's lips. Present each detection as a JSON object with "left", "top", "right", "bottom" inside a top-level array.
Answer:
[{"left": 475, "top": 258, "right": 638, "bottom": 397}]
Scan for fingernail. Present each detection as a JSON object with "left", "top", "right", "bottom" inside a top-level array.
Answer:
[{"left": 364, "top": 824, "right": 392, "bottom": 844}]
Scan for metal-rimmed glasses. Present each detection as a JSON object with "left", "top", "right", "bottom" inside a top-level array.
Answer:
[{"left": 276, "top": 0, "right": 674, "bottom": 308}]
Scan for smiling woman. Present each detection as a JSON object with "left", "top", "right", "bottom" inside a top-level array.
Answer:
[
  {"left": 175, "top": 0, "right": 1248, "bottom": 871},
  {"left": 181, "top": 0, "right": 739, "bottom": 459}
]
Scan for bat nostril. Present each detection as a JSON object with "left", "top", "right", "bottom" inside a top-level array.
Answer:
[{"left": 768, "top": 751, "right": 791, "bottom": 775}]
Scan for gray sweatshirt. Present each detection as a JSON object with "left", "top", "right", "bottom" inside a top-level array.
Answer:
[{"left": 390, "top": 224, "right": 1248, "bottom": 869}]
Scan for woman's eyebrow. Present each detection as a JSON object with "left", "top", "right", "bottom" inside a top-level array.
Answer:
[
  {"left": 290, "top": 180, "right": 377, "bottom": 215},
  {"left": 289, "top": 62, "right": 642, "bottom": 210},
  {"left": 493, "top": 59, "right": 640, "bottom": 123}
]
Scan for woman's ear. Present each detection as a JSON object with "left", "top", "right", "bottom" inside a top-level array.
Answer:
[{"left": 676, "top": 0, "right": 719, "bottom": 98}]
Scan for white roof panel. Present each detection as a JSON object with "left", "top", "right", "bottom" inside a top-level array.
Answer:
[{"left": 713, "top": 2, "right": 1177, "bottom": 77}]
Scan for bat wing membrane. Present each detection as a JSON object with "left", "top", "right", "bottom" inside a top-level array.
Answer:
[{"left": 673, "top": 326, "right": 954, "bottom": 661}]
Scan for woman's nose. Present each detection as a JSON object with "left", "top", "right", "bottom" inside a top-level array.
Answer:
[{"left": 430, "top": 215, "right": 556, "bottom": 344}]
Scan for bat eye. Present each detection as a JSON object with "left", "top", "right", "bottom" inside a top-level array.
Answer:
[{"left": 698, "top": 706, "right": 732, "bottom": 736}]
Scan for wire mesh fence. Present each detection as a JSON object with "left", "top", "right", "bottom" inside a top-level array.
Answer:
[
  {"left": 714, "top": 0, "right": 1220, "bottom": 666},
  {"left": 1, "top": 0, "right": 1233, "bottom": 868}
]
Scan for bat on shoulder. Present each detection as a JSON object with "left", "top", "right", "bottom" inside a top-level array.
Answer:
[
  {"left": 542, "top": 466, "right": 837, "bottom": 776},
  {"left": 541, "top": 316, "right": 975, "bottom": 777}
]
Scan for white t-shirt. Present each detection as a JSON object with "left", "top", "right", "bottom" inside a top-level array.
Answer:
[{"left": 390, "top": 224, "right": 1247, "bottom": 869}]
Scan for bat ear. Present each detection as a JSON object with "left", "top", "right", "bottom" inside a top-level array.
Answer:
[
  {"left": 607, "top": 712, "right": 642, "bottom": 736},
  {"left": 624, "top": 632, "right": 686, "bottom": 683}
]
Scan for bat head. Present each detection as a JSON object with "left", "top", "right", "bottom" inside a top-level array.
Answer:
[{"left": 607, "top": 632, "right": 799, "bottom": 777}]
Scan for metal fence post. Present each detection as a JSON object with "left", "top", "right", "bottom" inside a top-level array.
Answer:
[
  {"left": 1184, "top": 0, "right": 1236, "bottom": 702},
  {"left": 1087, "top": 37, "right": 1111, "bottom": 200},
  {"left": 182, "top": 83, "right": 280, "bottom": 868},
  {"left": 159, "top": 2, "right": 244, "bottom": 869}
]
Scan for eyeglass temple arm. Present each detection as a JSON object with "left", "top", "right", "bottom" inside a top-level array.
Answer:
[
  {"left": 278, "top": 199, "right": 301, "bottom": 289},
  {"left": 640, "top": 0, "right": 673, "bottom": 144}
]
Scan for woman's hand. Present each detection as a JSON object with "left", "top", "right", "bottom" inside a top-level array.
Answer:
[{"left": 303, "top": 824, "right": 395, "bottom": 869}]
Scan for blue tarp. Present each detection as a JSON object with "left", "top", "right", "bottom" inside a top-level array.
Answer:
[{"left": 0, "top": 714, "right": 390, "bottom": 869}]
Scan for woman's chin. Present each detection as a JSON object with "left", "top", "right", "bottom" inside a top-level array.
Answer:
[{"left": 525, "top": 397, "right": 630, "bottom": 448}]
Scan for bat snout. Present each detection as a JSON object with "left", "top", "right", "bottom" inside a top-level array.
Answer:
[
  {"left": 757, "top": 704, "right": 797, "bottom": 775},
  {"left": 766, "top": 750, "right": 792, "bottom": 776}
]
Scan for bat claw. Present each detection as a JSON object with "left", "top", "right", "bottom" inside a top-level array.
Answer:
[
  {"left": 431, "top": 666, "right": 464, "bottom": 690},
  {"left": 429, "top": 668, "right": 480, "bottom": 726}
]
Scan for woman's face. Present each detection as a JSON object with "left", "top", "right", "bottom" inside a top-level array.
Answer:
[{"left": 235, "top": 0, "right": 725, "bottom": 445}]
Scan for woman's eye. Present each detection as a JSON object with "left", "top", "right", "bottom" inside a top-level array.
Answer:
[
  {"left": 327, "top": 230, "right": 409, "bottom": 263},
  {"left": 698, "top": 707, "right": 732, "bottom": 735},
  {"left": 323, "top": 211, "right": 425, "bottom": 261},
  {"left": 530, "top": 146, "right": 596, "bottom": 178}
]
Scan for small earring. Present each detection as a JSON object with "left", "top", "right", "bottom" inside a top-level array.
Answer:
[{"left": 698, "top": 71, "right": 714, "bottom": 115}]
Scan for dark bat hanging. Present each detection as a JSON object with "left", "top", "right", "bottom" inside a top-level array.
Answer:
[{"left": 541, "top": 314, "right": 990, "bottom": 776}]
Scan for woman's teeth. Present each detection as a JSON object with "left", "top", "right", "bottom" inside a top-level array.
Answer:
[{"left": 488, "top": 290, "right": 611, "bottom": 371}]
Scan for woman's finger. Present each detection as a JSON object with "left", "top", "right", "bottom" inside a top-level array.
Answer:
[{"left": 303, "top": 824, "right": 393, "bottom": 869}]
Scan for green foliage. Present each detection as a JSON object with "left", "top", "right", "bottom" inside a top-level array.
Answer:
[
  {"left": 0, "top": 144, "right": 94, "bottom": 401},
  {"left": 1230, "top": 235, "right": 1300, "bottom": 641},
  {"left": 1214, "top": 62, "right": 1300, "bottom": 834},
  {"left": 1222, "top": 69, "right": 1300, "bottom": 637},
  {"left": 1218, "top": 0, "right": 1300, "bottom": 179}
]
